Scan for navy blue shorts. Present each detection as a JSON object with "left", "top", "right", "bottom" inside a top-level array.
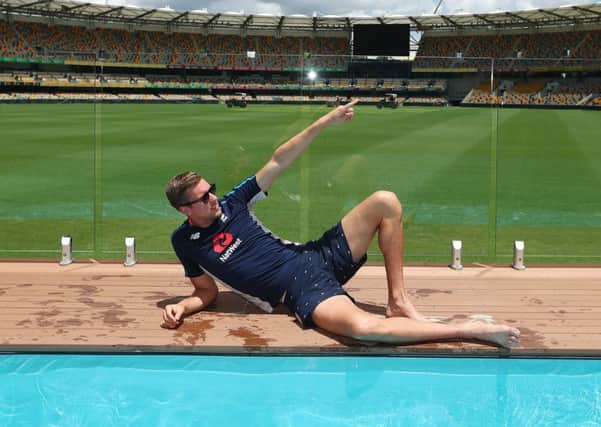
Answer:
[{"left": 283, "top": 223, "right": 367, "bottom": 328}]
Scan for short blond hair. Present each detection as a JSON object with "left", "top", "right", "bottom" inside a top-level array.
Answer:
[{"left": 165, "top": 171, "right": 203, "bottom": 208}]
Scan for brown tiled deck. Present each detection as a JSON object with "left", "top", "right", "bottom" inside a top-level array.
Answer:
[{"left": 1, "top": 261, "right": 600, "bottom": 357}]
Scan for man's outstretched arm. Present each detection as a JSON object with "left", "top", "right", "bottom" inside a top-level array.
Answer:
[
  {"left": 255, "top": 99, "right": 358, "bottom": 192},
  {"left": 161, "top": 274, "right": 218, "bottom": 329}
]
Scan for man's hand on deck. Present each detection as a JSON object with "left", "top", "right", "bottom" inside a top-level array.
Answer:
[{"left": 161, "top": 304, "right": 184, "bottom": 329}]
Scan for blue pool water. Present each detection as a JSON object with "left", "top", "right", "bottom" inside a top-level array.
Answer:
[{"left": 1, "top": 355, "right": 600, "bottom": 426}]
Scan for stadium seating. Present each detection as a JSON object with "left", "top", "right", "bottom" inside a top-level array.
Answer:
[
  {"left": 462, "top": 78, "right": 601, "bottom": 106},
  {"left": 0, "top": 21, "right": 348, "bottom": 69},
  {"left": 2, "top": 19, "right": 599, "bottom": 109},
  {"left": 414, "top": 30, "right": 601, "bottom": 69}
]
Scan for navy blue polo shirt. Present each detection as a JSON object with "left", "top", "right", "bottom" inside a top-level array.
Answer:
[{"left": 171, "top": 176, "right": 300, "bottom": 312}]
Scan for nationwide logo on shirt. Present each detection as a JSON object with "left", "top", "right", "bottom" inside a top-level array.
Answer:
[
  {"left": 212, "top": 232, "right": 234, "bottom": 253},
  {"left": 212, "top": 232, "right": 243, "bottom": 262}
]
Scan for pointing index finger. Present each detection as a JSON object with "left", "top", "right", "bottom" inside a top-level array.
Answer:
[{"left": 344, "top": 98, "right": 359, "bottom": 108}]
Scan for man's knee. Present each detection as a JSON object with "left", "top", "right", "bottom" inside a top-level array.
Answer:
[
  {"left": 347, "top": 315, "right": 384, "bottom": 340},
  {"left": 371, "top": 191, "right": 402, "bottom": 217}
]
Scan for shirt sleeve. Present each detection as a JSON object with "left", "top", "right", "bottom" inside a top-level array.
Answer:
[
  {"left": 223, "top": 176, "right": 266, "bottom": 208},
  {"left": 172, "top": 235, "right": 205, "bottom": 278}
]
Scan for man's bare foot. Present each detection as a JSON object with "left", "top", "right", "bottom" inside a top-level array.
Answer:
[{"left": 460, "top": 321, "right": 521, "bottom": 348}]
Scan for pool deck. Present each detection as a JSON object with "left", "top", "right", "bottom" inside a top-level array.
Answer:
[{"left": 1, "top": 261, "right": 600, "bottom": 357}]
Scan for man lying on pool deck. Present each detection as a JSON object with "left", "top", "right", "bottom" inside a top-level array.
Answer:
[{"left": 162, "top": 100, "right": 520, "bottom": 349}]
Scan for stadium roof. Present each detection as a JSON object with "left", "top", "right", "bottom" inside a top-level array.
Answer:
[{"left": 1, "top": 0, "right": 601, "bottom": 33}]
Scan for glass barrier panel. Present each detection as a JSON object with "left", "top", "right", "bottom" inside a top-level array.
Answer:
[
  {"left": 299, "top": 56, "right": 493, "bottom": 262},
  {"left": 96, "top": 53, "right": 304, "bottom": 260},
  {"left": 495, "top": 58, "right": 601, "bottom": 263},
  {"left": 0, "top": 65, "right": 95, "bottom": 259}
]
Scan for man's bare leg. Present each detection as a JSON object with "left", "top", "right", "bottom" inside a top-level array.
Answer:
[
  {"left": 341, "top": 191, "right": 424, "bottom": 320},
  {"left": 312, "top": 295, "right": 521, "bottom": 348}
]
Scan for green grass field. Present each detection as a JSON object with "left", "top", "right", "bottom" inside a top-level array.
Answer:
[{"left": 1, "top": 103, "right": 600, "bottom": 264}]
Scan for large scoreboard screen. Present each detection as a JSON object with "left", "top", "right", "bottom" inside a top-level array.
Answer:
[{"left": 352, "top": 24, "right": 410, "bottom": 56}]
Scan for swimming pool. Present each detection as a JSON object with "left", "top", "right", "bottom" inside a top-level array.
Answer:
[{"left": 1, "top": 355, "right": 599, "bottom": 426}]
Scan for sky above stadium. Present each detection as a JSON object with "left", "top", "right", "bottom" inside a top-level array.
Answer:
[{"left": 108, "top": 0, "right": 600, "bottom": 16}]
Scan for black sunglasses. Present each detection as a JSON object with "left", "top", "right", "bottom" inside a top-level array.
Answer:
[{"left": 181, "top": 183, "right": 216, "bottom": 206}]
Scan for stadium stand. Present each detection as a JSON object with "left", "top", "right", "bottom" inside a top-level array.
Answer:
[
  {"left": 462, "top": 78, "right": 601, "bottom": 107},
  {"left": 414, "top": 30, "right": 601, "bottom": 70},
  {"left": 0, "top": 21, "right": 348, "bottom": 70},
  {"left": 1, "top": 2, "right": 600, "bottom": 109}
]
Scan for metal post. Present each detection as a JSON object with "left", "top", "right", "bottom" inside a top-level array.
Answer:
[
  {"left": 449, "top": 240, "right": 463, "bottom": 270},
  {"left": 59, "top": 235, "right": 73, "bottom": 266},
  {"left": 124, "top": 237, "right": 136, "bottom": 267},
  {"left": 512, "top": 240, "right": 526, "bottom": 270}
]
